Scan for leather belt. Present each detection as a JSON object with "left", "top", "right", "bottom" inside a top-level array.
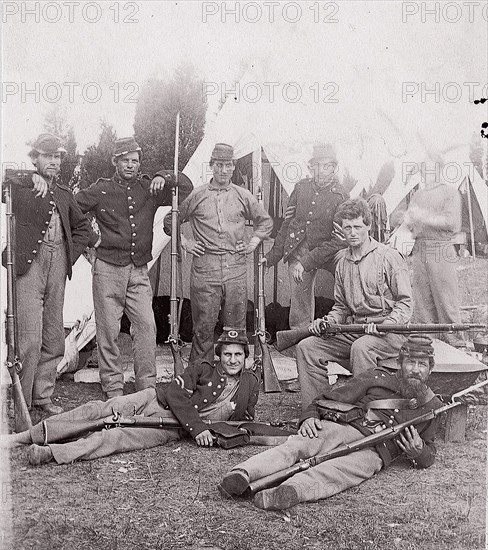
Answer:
[{"left": 365, "top": 398, "right": 420, "bottom": 411}]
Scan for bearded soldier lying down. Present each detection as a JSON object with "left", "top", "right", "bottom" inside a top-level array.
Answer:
[{"left": 219, "top": 335, "right": 442, "bottom": 510}]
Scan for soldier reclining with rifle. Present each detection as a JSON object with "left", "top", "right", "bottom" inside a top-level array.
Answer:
[
  {"left": 4, "top": 331, "right": 262, "bottom": 465},
  {"left": 218, "top": 335, "right": 448, "bottom": 510}
]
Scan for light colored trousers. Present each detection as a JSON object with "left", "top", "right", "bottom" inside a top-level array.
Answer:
[
  {"left": 297, "top": 333, "right": 405, "bottom": 410},
  {"left": 235, "top": 421, "right": 383, "bottom": 503},
  {"left": 92, "top": 259, "right": 157, "bottom": 396},
  {"left": 411, "top": 239, "right": 463, "bottom": 346},
  {"left": 287, "top": 243, "right": 339, "bottom": 329},
  {"left": 189, "top": 252, "right": 247, "bottom": 366},
  {"left": 16, "top": 240, "right": 68, "bottom": 408},
  {"left": 31, "top": 388, "right": 179, "bottom": 464}
]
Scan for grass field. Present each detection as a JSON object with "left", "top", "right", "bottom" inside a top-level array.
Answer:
[{"left": 6, "top": 258, "right": 488, "bottom": 550}]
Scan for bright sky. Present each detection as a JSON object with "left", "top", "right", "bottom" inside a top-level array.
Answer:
[{"left": 2, "top": 0, "right": 486, "bottom": 165}]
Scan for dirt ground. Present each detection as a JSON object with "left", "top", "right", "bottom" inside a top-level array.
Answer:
[{"left": 5, "top": 257, "right": 488, "bottom": 550}]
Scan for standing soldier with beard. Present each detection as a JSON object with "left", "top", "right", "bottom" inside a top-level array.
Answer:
[
  {"left": 2, "top": 133, "right": 93, "bottom": 414},
  {"left": 262, "top": 144, "right": 348, "bottom": 329},
  {"left": 75, "top": 137, "right": 193, "bottom": 399},
  {"left": 219, "top": 335, "right": 442, "bottom": 511}
]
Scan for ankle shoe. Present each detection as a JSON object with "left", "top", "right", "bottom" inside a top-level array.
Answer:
[
  {"left": 253, "top": 485, "right": 300, "bottom": 510},
  {"left": 28, "top": 444, "right": 53, "bottom": 465},
  {"left": 36, "top": 403, "right": 63, "bottom": 415},
  {"left": 219, "top": 469, "right": 250, "bottom": 496}
]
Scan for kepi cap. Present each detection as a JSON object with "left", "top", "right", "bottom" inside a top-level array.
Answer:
[
  {"left": 211, "top": 143, "right": 234, "bottom": 162},
  {"left": 113, "top": 137, "right": 142, "bottom": 158},
  {"left": 309, "top": 143, "right": 337, "bottom": 164}
]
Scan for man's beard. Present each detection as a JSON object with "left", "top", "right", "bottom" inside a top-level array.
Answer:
[{"left": 396, "top": 372, "right": 430, "bottom": 400}]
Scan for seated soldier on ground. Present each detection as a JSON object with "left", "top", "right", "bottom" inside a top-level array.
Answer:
[
  {"left": 219, "top": 335, "right": 442, "bottom": 511},
  {"left": 5, "top": 330, "right": 259, "bottom": 465}
]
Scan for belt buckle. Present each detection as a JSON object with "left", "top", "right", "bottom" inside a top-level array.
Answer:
[{"left": 408, "top": 398, "right": 418, "bottom": 409}]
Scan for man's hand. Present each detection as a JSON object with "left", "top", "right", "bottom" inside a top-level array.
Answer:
[
  {"left": 364, "top": 323, "right": 385, "bottom": 336},
  {"left": 32, "top": 174, "right": 49, "bottom": 198},
  {"left": 195, "top": 429, "right": 215, "bottom": 447},
  {"left": 236, "top": 237, "right": 260, "bottom": 255},
  {"left": 395, "top": 426, "right": 424, "bottom": 459},
  {"left": 309, "top": 317, "right": 329, "bottom": 337},
  {"left": 149, "top": 175, "right": 166, "bottom": 196},
  {"left": 284, "top": 205, "right": 296, "bottom": 220},
  {"left": 181, "top": 235, "right": 205, "bottom": 257},
  {"left": 291, "top": 261, "right": 305, "bottom": 283},
  {"left": 258, "top": 256, "right": 272, "bottom": 275},
  {"left": 299, "top": 417, "right": 323, "bottom": 438}
]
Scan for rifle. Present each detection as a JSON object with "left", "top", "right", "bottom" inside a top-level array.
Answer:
[
  {"left": 167, "top": 112, "right": 186, "bottom": 377},
  {"left": 248, "top": 377, "right": 488, "bottom": 494},
  {"left": 38, "top": 412, "right": 294, "bottom": 449},
  {"left": 254, "top": 186, "right": 281, "bottom": 393},
  {"left": 4, "top": 180, "right": 32, "bottom": 432},
  {"left": 276, "top": 322, "right": 487, "bottom": 352}
]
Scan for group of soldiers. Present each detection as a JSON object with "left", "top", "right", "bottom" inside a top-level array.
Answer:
[{"left": 4, "top": 131, "right": 464, "bottom": 511}]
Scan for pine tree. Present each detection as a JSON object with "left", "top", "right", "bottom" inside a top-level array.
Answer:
[{"left": 133, "top": 63, "right": 207, "bottom": 175}]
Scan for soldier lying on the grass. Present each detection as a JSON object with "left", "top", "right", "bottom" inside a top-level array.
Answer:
[
  {"left": 218, "top": 335, "right": 442, "bottom": 510},
  {"left": 5, "top": 330, "right": 260, "bottom": 465}
]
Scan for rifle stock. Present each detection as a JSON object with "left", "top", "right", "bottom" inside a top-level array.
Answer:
[
  {"left": 248, "top": 377, "right": 488, "bottom": 494},
  {"left": 276, "top": 326, "right": 311, "bottom": 352},
  {"left": 4, "top": 180, "right": 32, "bottom": 432},
  {"left": 276, "top": 323, "right": 487, "bottom": 352}
]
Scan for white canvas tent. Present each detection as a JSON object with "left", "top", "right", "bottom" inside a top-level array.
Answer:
[{"left": 58, "top": 64, "right": 484, "bottom": 370}]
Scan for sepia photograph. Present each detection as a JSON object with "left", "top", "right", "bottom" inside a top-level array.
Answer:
[{"left": 1, "top": 1, "right": 487, "bottom": 549}]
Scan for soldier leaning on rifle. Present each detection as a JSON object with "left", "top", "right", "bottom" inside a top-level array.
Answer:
[
  {"left": 74, "top": 137, "right": 193, "bottom": 399},
  {"left": 2, "top": 134, "right": 94, "bottom": 415},
  {"left": 262, "top": 144, "right": 348, "bottom": 329},
  {"left": 5, "top": 330, "right": 259, "bottom": 465},
  {"left": 219, "top": 335, "right": 442, "bottom": 511},
  {"left": 167, "top": 143, "right": 273, "bottom": 367},
  {"left": 297, "top": 197, "right": 413, "bottom": 410}
]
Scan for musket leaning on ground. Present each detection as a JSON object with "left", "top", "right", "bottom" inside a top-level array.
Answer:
[
  {"left": 167, "top": 111, "right": 186, "bottom": 376},
  {"left": 36, "top": 412, "right": 294, "bottom": 449},
  {"left": 276, "top": 323, "right": 488, "bottom": 352},
  {"left": 4, "top": 180, "right": 32, "bottom": 432},
  {"left": 254, "top": 186, "right": 281, "bottom": 393},
  {"left": 248, "top": 377, "right": 488, "bottom": 494}
]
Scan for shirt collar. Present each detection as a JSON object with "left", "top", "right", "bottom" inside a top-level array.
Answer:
[
  {"left": 345, "top": 237, "right": 379, "bottom": 261},
  {"left": 208, "top": 178, "right": 232, "bottom": 191}
]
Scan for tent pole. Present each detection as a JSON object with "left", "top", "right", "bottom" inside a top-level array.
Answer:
[{"left": 465, "top": 176, "right": 476, "bottom": 261}]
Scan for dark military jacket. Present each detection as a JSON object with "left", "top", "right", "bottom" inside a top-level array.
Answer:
[
  {"left": 75, "top": 171, "right": 193, "bottom": 267},
  {"left": 265, "top": 177, "right": 348, "bottom": 271},
  {"left": 156, "top": 360, "right": 260, "bottom": 438},
  {"left": 300, "top": 368, "right": 443, "bottom": 469},
  {"left": 2, "top": 175, "right": 93, "bottom": 278}
]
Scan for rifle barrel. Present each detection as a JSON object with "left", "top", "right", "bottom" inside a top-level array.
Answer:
[{"left": 327, "top": 323, "right": 486, "bottom": 334}]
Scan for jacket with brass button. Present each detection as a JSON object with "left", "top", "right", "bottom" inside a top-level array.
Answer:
[
  {"left": 156, "top": 360, "right": 260, "bottom": 438},
  {"left": 265, "top": 177, "right": 348, "bottom": 270},
  {"left": 2, "top": 176, "right": 93, "bottom": 278},
  {"left": 300, "top": 367, "right": 442, "bottom": 469},
  {"left": 75, "top": 170, "right": 193, "bottom": 267}
]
